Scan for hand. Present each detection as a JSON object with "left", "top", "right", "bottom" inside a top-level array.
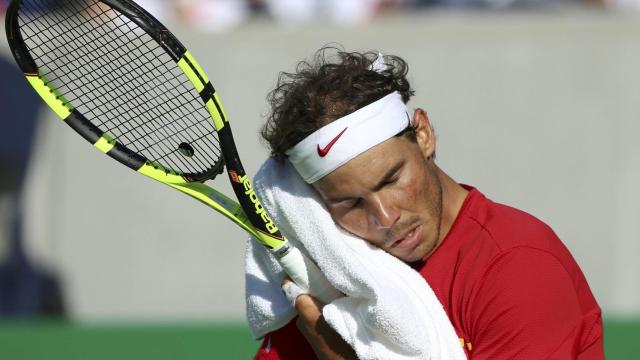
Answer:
[{"left": 283, "top": 279, "right": 357, "bottom": 360}]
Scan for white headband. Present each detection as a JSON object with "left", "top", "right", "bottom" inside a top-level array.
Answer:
[{"left": 286, "top": 91, "right": 410, "bottom": 183}]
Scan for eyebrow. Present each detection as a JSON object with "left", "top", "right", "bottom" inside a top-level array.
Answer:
[{"left": 371, "top": 161, "right": 404, "bottom": 192}]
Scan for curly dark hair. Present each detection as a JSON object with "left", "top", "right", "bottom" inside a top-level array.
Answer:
[{"left": 261, "top": 46, "right": 415, "bottom": 162}]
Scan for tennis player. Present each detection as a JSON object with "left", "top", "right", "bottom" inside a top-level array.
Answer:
[{"left": 254, "top": 47, "right": 604, "bottom": 359}]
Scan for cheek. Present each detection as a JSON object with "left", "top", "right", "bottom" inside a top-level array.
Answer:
[
  {"left": 395, "top": 167, "right": 428, "bottom": 210},
  {"left": 334, "top": 209, "right": 369, "bottom": 238},
  {"left": 397, "top": 162, "right": 439, "bottom": 222}
]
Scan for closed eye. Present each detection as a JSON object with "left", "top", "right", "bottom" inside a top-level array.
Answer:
[
  {"left": 372, "top": 161, "right": 404, "bottom": 192},
  {"left": 383, "top": 177, "right": 398, "bottom": 186},
  {"left": 335, "top": 198, "right": 361, "bottom": 209}
]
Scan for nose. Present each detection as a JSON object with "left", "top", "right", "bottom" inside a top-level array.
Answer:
[{"left": 368, "top": 194, "right": 400, "bottom": 230}]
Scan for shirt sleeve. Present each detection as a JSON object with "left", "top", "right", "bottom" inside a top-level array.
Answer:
[
  {"left": 466, "top": 247, "right": 603, "bottom": 360},
  {"left": 253, "top": 317, "right": 317, "bottom": 360}
]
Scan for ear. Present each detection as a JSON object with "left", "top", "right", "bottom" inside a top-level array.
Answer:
[{"left": 412, "top": 108, "right": 435, "bottom": 160}]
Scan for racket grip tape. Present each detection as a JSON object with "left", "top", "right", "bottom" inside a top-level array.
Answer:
[{"left": 277, "top": 247, "right": 342, "bottom": 304}]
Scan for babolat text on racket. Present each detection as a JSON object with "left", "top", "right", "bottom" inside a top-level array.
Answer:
[{"left": 5, "top": 0, "right": 340, "bottom": 303}]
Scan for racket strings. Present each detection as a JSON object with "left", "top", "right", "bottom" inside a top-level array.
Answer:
[
  {"left": 26, "top": 0, "right": 201, "bottom": 154},
  {"left": 25, "top": 0, "right": 211, "bottom": 173},
  {"left": 48, "top": 13, "right": 173, "bottom": 155},
  {"left": 59, "top": 1, "right": 222, "bottom": 172},
  {"left": 17, "top": 0, "right": 223, "bottom": 178}
]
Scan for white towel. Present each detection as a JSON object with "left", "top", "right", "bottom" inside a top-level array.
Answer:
[{"left": 245, "top": 158, "right": 466, "bottom": 360}]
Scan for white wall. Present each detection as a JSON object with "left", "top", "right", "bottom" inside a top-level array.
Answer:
[{"left": 1, "top": 9, "right": 638, "bottom": 320}]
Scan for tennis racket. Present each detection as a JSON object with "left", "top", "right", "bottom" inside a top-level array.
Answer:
[{"left": 5, "top": 0, "right": 340, "bottom": 303}]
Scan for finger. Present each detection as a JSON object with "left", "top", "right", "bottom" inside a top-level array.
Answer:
[
  {"left": 293, "top": 295, "right": 356, "bottom": 359},
  {"left": 295, "top": 294, "right": 323, "bottom": 334},
  {"left": 294, "top": 294, "right": 323, "bottom": 322},
  {"left": 281, "top": 279, "right": 306, "bottom": 306}
]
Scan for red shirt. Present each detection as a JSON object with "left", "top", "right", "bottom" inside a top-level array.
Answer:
[{"left": 254, "top": 187, "right": 603, "bottom": 359}]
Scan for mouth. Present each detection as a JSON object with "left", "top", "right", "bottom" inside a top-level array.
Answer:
[{"left": 389, "top": 224, "right": 423, "bottom": 250}]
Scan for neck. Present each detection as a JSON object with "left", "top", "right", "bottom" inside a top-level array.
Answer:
[{"left": 435, "top": 166, "right": 468, "bottom": 245}]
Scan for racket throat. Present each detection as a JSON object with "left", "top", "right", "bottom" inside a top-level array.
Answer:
[{"left": 270, "top": 242, "right": 293, "bottom": 259}]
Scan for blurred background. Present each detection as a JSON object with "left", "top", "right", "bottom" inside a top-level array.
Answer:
[{"left": 1, "top": 0, "right": 639, "bottom": 358}]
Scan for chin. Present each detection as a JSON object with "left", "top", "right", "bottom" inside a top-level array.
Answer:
[
  {"left": 398, "top": 254, "right": 422, "bottom": 263},
  {"left": 403, "top": 250, "right": 428, "bottom": 263},
  {"left": 406, "top": 238, "right": 436, "bottom": 262},
  {"left": 394, "top": 247, "right": 427, "bottom": 263}
]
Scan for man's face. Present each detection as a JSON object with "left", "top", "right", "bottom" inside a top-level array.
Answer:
[{"left": 312, "top": 111, "right": 442, "bottom": 263}]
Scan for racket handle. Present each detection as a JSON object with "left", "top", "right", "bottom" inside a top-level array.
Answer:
[{"left": 276, "top": 246, "right": 342, "bottom": 304}]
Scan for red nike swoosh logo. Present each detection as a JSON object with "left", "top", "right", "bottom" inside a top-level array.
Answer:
[{"left": 317, "top": 127, "right": 348, "bottom": 157}]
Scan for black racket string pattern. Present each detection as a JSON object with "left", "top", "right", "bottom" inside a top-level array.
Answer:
[{"left": 16, "top": 0, "right": 223, "bottom": 179}]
